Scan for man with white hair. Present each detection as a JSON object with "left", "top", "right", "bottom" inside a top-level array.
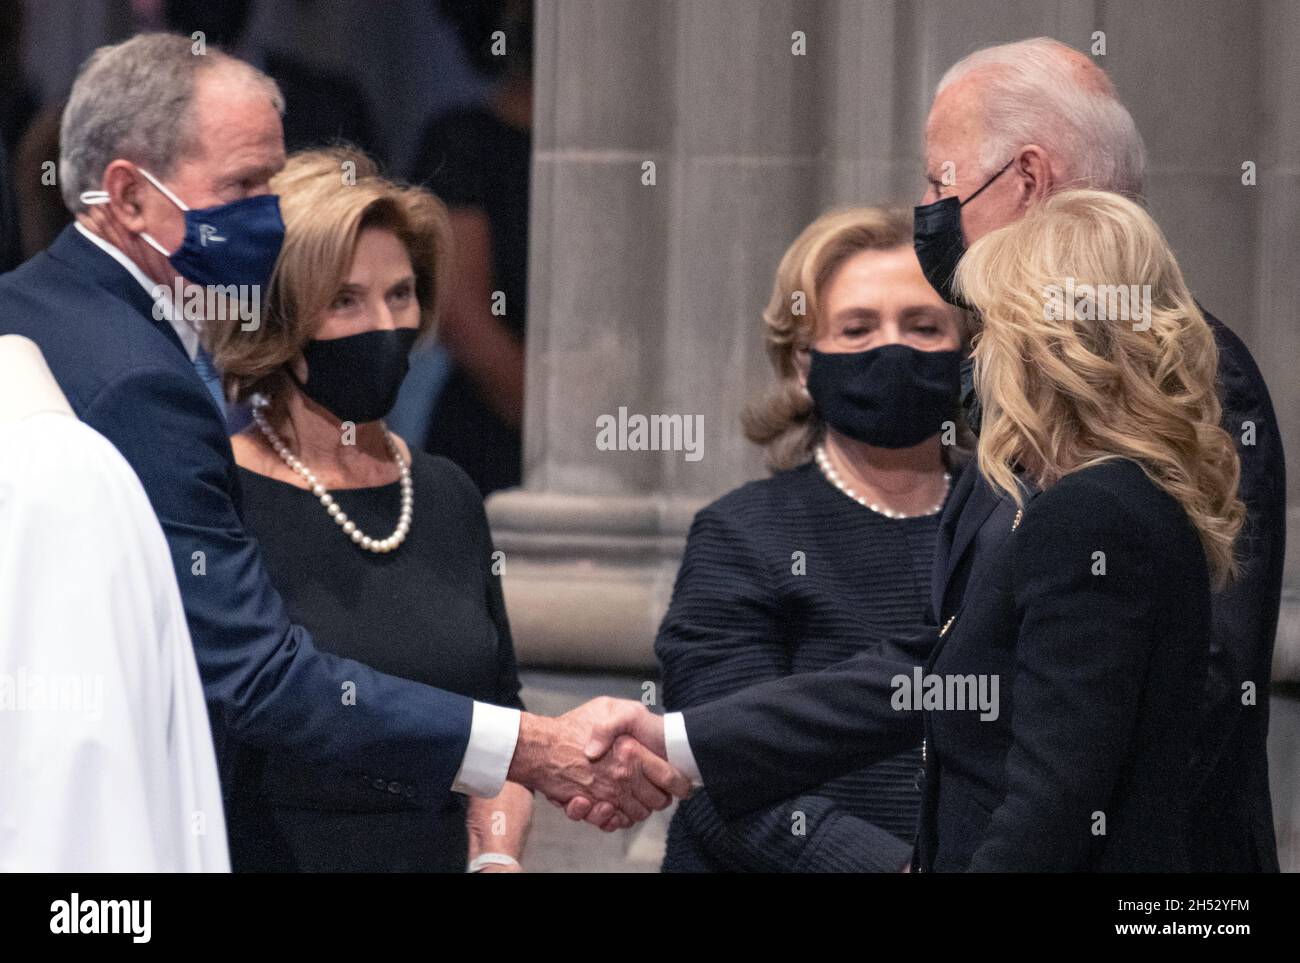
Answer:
[
  {"left": 0, "top": 32, "right": 689, "bottom": 867},
  {"left": 584, "top": 38, "right": 1284, "bottom": 873}
]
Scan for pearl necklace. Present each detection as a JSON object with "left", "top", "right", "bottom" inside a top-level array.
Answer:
[
  {"left": 813, "top": 444, "right": 950, "bottom": 519},
  {"left": 251, "top": 396, "right": 412, "bottom": 554}
]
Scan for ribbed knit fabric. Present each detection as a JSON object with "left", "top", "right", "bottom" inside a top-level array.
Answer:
[{"left": 656, "top": 460, "right": 947, "bottom": 873}]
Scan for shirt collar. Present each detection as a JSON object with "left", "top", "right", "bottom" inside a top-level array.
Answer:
[{"left": 73, "top": 222, "right": 200, "bottom": 360}]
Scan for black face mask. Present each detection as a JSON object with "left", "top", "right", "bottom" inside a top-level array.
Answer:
[
  {"left": 959, "top": 355, "right": 982, "bottom": 437},
  {"left": 290, "top": 328, "right": 418, "bottom": 424},
  {"left": 807, "top": 344, "right": 962, "bottom": 449},
  {"left": 913, "top": 158, "right": 1014, "bottom": 308}
]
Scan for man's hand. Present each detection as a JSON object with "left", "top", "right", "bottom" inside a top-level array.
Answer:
[
  {"left": 507, "top": 698, "right": 688, "bottom": 832},
  {"left": 559, "top": 698, "right": 673, "bottom": 830}
]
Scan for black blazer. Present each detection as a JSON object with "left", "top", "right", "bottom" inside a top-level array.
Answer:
[
  {"left": 916, "top": 459, "right": 1210, "bottom": 871},
  {"left": 1193, "top": 310, "right": 1284, "bottom": 872},
  {"left": 0, "top": 226, "right": 475, "bottom": 808}
]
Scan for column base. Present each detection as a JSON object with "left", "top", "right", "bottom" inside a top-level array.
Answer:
[{"left": 485, "top": 489, "right": 707, "bottom": 671}]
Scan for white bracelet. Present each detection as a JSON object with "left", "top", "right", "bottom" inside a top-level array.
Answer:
[{"left": 468, "top": 852, "right": 520, "bottom": 873}]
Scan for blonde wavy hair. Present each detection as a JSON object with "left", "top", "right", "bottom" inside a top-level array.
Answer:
[
  {"left": 744, "top": 206, "right": 964, "bottom": 470},
  {"left": 208, "top": 146, "right": 453, "bottom": 416},
  {"left": 954, "top": 189, "right": 1243, "bottom": 586}
]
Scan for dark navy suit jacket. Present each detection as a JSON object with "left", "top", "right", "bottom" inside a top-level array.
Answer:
[{"left": 0, "top": 226, "right": 474, "bottom": 809}]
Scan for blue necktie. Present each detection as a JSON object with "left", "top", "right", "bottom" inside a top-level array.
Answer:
[{"left": 192, "top": 346, "right": 227, "bottom": 423}]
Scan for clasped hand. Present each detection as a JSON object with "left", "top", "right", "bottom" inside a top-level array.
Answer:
[{"left": 508, "top": 697, "right": 690, "bottom": 832}]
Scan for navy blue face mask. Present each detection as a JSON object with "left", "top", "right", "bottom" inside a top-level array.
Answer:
[
  {"left": 81, "top": 166, "right": 285, "bottom": 290},
  {"left": 807, "top": 343, "right": 962, "bottom": 449},
  {"left": 913, "top": 158, "right": 1014, "bottom": 308}
]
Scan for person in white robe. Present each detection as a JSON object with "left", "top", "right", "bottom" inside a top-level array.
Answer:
[{"left": 0, "top": 334, "right": 229, "bottom": 871}]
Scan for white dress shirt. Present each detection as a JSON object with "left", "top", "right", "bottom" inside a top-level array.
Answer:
[
  {"left": 69, "top": 224, "right": 523, "bottom": 798},
  {"left": 73, "top": 222, "right": 199, "bottom": 359},
  {"left": 663, "top": 711, "right": 704, "bottom": 786}
]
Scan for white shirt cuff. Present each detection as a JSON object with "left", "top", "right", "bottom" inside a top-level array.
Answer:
[
  {"left": 663, "top": 711, "right": 704, "bottom": 787},
  {"left": 451, "top": 702, "right": 521, "bottom": 797}
]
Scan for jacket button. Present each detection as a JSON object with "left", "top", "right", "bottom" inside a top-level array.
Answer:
[
  {"left": 404, "top": 786, "right": 416, "bottom": 799},
  {"left": 371, "top": 778, "right": 386, "bottom": 791},
  {"left": 387, "top": 781, "right": 402, "bottom": 794}
]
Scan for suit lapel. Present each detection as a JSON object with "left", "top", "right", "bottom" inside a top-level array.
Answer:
[
  {"left": 940, "top": 468, "right": 1002, "bottom": 601},
  {"left": 46, "top": 225, "right": 190, "bottom": 360},
  {"left": 930, "top": 464, "right": 975, "bottom": 621}
]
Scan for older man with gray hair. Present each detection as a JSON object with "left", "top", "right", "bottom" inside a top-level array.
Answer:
[
  {"left": 587, "top": 37, "right": 1284, "bottom": 873},
  {"left": 0, "top": 32, "right": 689, "bottom": 869}
]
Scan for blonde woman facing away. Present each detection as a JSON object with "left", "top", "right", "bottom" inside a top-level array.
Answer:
[{"left": 914, "top": 189, "right": 1244, "bottom": 871}]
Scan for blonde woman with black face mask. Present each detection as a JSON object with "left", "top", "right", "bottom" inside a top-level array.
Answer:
[
  {"left": 655, "top": 207, "right": 969, "bottom": 873},
  {"left": 912, "top": 189, "right": 1244, "bottom": 872}
]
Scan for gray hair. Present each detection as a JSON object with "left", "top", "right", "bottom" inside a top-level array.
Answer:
[
  {"left": 59, "top": 33, "right": 284, "bottom": 212},
  {"left": 936, "top": 37, "right": 1146, "bottom": 196}
]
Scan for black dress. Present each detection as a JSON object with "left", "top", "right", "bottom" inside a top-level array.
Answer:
[
  {"left": 227, "top": 449, "right": 524, "bottom": 872},
  {"left": 656, "top": 460, "right": 951, "bottom": 872}
]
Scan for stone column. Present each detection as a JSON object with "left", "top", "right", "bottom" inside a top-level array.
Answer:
[{"left": 489, "top": 0, "right": 875, "bottom": 669}]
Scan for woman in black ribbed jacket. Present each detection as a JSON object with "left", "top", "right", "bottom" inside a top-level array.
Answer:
[{"left": 655, "top": 207, "right": 968, "bottom": 872}]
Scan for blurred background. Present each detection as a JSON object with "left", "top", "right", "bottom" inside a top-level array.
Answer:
[{"left": 2, "top": 0, "right": 1297, "bottom": 871}]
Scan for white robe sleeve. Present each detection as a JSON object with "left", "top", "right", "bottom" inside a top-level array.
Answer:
[{"left": 0, "top": 413, "right": 230, "bottom": 872}]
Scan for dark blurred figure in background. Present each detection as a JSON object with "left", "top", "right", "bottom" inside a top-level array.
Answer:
[
  {"left": 0, "top": 1, "right": 38, "bottom": 162},
  {"left": 0, "top": 0, "right": 40, "bottom": 270},
  {"left": 408, "top": 0, "right": 532, "bottom": 495},
  {"left": 163, "top": 0, "right": 382, "bottom": 163}
]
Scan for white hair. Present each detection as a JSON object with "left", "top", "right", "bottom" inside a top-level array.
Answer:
[
  {"left": 936, "top": 37, "right": 1146, "bottom": 196},
  {"left": 59, "top": 33, "right": 284, "bottom": 212}
]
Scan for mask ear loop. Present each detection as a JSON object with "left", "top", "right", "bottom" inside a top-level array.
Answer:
[
  {"left": 959, "top": 157, "right": 1015, "bottom": 208},
  {"left": 79, "top": 167, "right": 188, "bottom": 258},
  {"left": 134, "top": 167, "right": 189, "bottom": 258},
  {"left": 134, "top": 166, "right": 190, "bottom": 212}
]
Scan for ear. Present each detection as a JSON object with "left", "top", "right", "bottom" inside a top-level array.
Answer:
[
  {"left": 99, "top": 160, "right": 152, "bottom": 233},
  {"left": 289, "top": 351, "right": 309, "bottom": 384},
  {"left": 1014, "top": 145, "right": 1054, "bottom": 207},
  {"left": 793, "top": 345, "right": 811, "bottom": 390}
]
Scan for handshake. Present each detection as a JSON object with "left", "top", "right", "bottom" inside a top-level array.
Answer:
[{"left": 506, "top": 697, "right": 693, "bottom": 831}]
